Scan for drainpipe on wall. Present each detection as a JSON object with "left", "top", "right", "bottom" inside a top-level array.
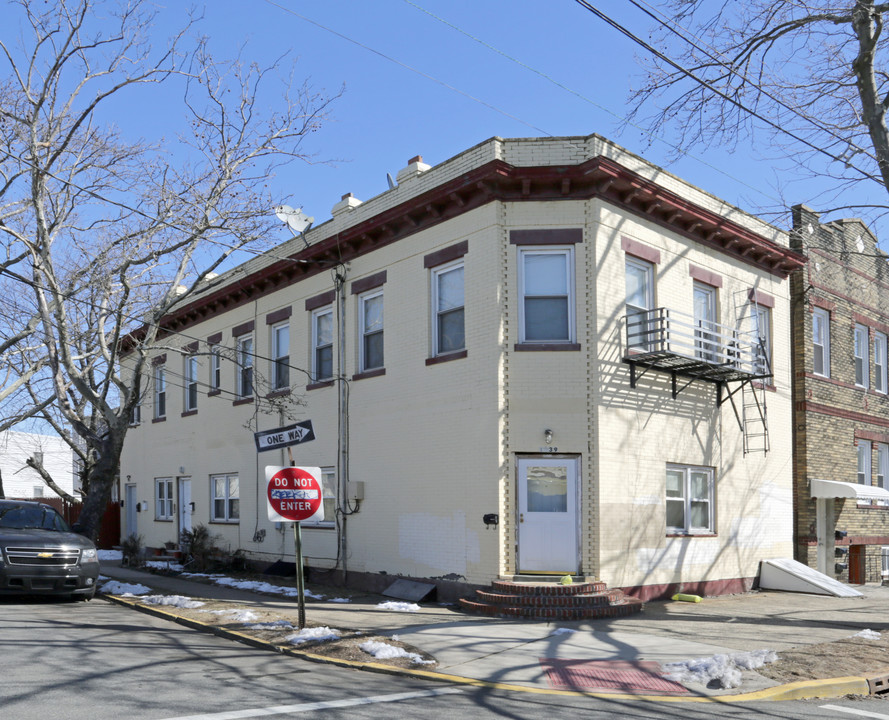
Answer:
[{"left": 335, "top": 267, "right": 349, "bottom": 582}]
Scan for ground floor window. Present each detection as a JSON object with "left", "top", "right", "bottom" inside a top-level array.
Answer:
[
  {"left": 666, "top": 464, "right": 714, "bottom": 534},
  {"left": 211, "top": 473, "right": 239, "bottom": 522},
  {"left": 155, "top": 477, "right": 173, "bottom": 520}
]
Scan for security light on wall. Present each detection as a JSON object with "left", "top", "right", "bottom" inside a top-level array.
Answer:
[{"left": 544, "top": 429, "right": 554, "bottom": 445}]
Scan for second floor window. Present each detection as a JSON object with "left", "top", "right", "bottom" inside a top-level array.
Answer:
[
  {"left": 271, "top": 323, "right": 290, "bottom": 390},
  {"left": 153, "top": 365, "right": 166, "bottom": 419},
  {"left": 812, "top": 307, "right": 830, "bottom": 377},
  {"left": 752, "top": 305, "right": 771, "bottom": 375},
  {"left": 184, "top": 355, "right": 198, "bottom": 411},
  {"left": 312, "top": 307, "right": 333, "bottom": 381},
  {"left": 236, "top": 336, "right": 253, "bottom": 397},
  {"left": 858, "top": 440, "right": 872, "bottom": 485},
  {"left": 855, "top": 324, "right": 869, "bottom": 388},
  {"left": 432, "top": 262, "right": 465, "bottom": 355},
  {"left": 625, "top": 257, "right": 654, "bottom": 351},
  {"left": 359, "top": 290, "right": 384, "bottom": 372},
  {"left": 875, "top": 332, "right": 887, "bottom": 393},
  {"left": 209, "top": 345, "right": 221, "bottom": 392},
  {"left": 519, "top": 248, "right": 573, "bottom": 343}
]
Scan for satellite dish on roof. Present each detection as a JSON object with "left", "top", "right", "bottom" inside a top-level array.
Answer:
[
  {"left": 275, "top": 205, "right": 314, "bottom": 248},
  {"left": 386, "top": 173, "right": 396, "bottom": 190}
]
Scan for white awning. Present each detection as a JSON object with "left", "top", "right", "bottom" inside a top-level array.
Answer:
[{"left": 810, "top": 478, "right": 889, "bottom": 501}]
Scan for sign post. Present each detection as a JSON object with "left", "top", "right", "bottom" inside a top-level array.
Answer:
[{"left": 265, "top": 465, "right": 324, "bottom": 629}]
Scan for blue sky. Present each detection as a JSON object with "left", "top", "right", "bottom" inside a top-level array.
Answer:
[{"left": 126, "top": 0, "right": 860, "bottom": 245}]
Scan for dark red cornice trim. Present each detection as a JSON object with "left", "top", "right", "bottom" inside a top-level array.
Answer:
[
  {"left": 799, "top": 400, "right": 889, "bottom": 429},
  {"left": 424, "top": 240, "right": 469, "bottom": 268},
  {"left": 152, "top": 155, "right": 805, "bottom": 339},
  {"left": 689, "top": 264, "right": 723, "bottom": 288}
]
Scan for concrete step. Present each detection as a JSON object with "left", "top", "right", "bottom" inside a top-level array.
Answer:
[
  {"left": 492, "top": 579, "right": 607, "bottom": 596},
  {"left": 476, "top": 589, "right": 623, "bottom": 608},
  {"left": 458, "top": 596, "right": 644, "bottom": 621}
]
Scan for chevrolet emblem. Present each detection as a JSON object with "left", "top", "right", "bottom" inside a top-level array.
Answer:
[{"left": 37, "top": 552, "right": 53, "bottom": 558}]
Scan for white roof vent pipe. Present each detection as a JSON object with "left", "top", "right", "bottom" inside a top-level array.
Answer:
[{"left": 395, "top": 155, "right": 431, "bottom": 185}]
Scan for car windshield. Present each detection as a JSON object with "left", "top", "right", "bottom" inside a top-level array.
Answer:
[{"left": 0, "top": 504, "right": 70, "bottom": 531}]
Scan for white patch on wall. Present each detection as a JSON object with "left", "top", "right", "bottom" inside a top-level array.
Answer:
[
  {"left": 399, "top": 512, "right": 480, "bottom": 575},
  {"left": 636, "top": 538, "right": 719, "bottom": 574},
  {"left": 632, "top": 495, "right": 661, "bottom": 505}
]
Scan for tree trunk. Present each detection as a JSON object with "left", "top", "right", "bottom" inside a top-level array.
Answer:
[{"left": 76, "top": 439, "right": 122, "bottom": 543}]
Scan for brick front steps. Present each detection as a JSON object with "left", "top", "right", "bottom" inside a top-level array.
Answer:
[{"left": 459, "top": 579, "right": 644, "bottom": 621}]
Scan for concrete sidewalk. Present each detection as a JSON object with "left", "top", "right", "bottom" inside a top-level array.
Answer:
[{"left": 98, "top": 561, "right": 889, "bottom": 702}]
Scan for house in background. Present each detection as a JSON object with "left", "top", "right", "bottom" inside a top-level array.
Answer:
[
  {"left": 790, "top": 204, "right": 889, "bottom": 583},
  {"left": 119, "top": 134, "right": 805, "bottom": 600},
  {"left": 0, "top": 430, "right": 76, "bottom": 499}
]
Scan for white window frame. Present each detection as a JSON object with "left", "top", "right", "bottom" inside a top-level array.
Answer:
[
  {"left": 303, "top": 466, "right": 336, "bottom": 529},
  {"left": 875, "top": 331, "right": 887, "bottom": 394},
  {"left": 236, "top": 335, "right": 254, "bottom": 398},
  {"left": 358, "top": 289, "right": 384, "bottom": 372},
  {"left": 312, "top": 306, "right": 334, "bottom": 382},
  {"left": 184, "top": 355, "right": 198, "bottom": 411},
  {"left": 625, "top": 256, "right": 654, "bottom": 351},
  {"left": 155, "top": 477, "right": 173, "bottom": 520},
  {"left": 855, "top": 323, "right": 869, "bottom": 388},
  {"left": 666, "top": 464, "right": 715, "bottom": 534},
  {"left": 209, "top": 345, "right": 221, "bottom": 392},
  {"left": 752, "top": 304, "right": 772, "bottom": 375},
  {"left": 271, "top": 323, "right": 290, "bottom": 391},
  {"left": 518, "top": 246, "right": 575, "bottom": 344},
  {"left": 153, "top": 365, "right": 166, "bottom": 419},
  {"left": 812, "top": 307, "right": 830, "bottom": 377},
  {"left": 858, "top": 440, "right": 872, "bottom": 486},
  {"left": 129, "top": 400, "right": 141, "bottom": 426},
  {"left": 32, "top": 485, "right": 44, "bottom": 498},
  {"left": 431, "top": 260, "right": 465, "bottom": 356},
  {"left": 210, "top": 473, "right": 239, "bottom": 523},
  {"left": 877, "top": 443, "right": 889, "bottom": 490}
]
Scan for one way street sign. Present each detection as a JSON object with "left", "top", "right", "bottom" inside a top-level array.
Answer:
[{"left": 254, "top": 420, "right": 315, "bottom": 453}]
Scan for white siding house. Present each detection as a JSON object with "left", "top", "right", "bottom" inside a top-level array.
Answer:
[
  {"left": 119, "top": 135, "right": 804, "bottom": 600},
  {"left": 0, "top": 430, "right": 76, "bottom": 499}
]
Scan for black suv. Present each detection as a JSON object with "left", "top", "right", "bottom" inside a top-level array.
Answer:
[{"left": 0, "top": 500, "right": 99, "bottom": 599}]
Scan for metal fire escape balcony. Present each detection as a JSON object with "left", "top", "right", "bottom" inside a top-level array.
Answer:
[{"left": 623, "top": 307, "right": 771, "bottom": 452}]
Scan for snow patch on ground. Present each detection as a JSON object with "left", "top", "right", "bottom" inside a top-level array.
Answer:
[
  {"left": 550, "top": 628, "right": 577, "bottom": 636},
  {"left": 328, "top": 597, "right": 351, "bottom": 603},
  {"left": 377, "top": 601, "right": 420, "bottom": 612},
  {"left": 853, "top": 629, "right": 881, "bottom": 640},
  {"left": 141, "top": 595, "right": 206, "bottom": 609},
  {"left": 359, "top": 640, "right": 434, "bottom": 665},
  {"left": 662, "top": 649, "right": 778, "bottom": 689},
  {"left": 100, "top": 580, "right": 151, "bottom": 595},
  {"left": 203, "top": 608, "right": 259, "bottom": 623},
  {"left": 285, "top": 626, "right": 340, "bottom": 645},
  {"left": 144, "top": 560, "right": 185, "bottom": 572},
  {"left": 212, "top": 577, "right": 324, "bottom": 599},
  {"left": 97, "top": 549, "right": 122, "bottom": 561},
  {"left": 245, "top": 620, "right": 296, "bottom": 631}
]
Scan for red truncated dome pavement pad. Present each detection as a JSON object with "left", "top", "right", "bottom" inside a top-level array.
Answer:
[{"left": 539, "top": 659, "right": 688, "bottom": 694}]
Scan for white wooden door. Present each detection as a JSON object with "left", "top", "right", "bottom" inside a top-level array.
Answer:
[
  {"left": 517, "top": 457, "right": 579, "bottom": 573},
  {"left": 178, "top": 477, "right": 192, "bottom": 539}
]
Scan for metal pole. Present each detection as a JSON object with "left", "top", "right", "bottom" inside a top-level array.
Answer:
[{"left": 294, "top": 521, "right": 306, "bottom": 629}]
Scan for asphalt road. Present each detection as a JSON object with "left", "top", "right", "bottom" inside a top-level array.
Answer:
[{"left": 1, "top": 595, "right": 887, "bottom": 720}]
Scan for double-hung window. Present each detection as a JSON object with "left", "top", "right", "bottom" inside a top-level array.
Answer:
[
  {"left": 875, "top": 332, "right": 887, "bottom": 393},
  {"left": 666, "top": 464, "right": 714, "bottom": 534},
  {"left": 312, "top": 307, "right": 334, "bottom": 381},
  {"left": 211, "top": 473, "right": 239, "bottom": 522},
  {"left": 236, "top": 335, "right": 254, "bottom": 398},
  {"left": 858, "top": 440, "right": 872, "bottom": 485},
  {"left": 184, "top": 355, "right": 198, "bottom": 412},
  {"left": 271, "top": 323, "right": 290, "bottom": 390},
  {"left": 878, "top": 443, "right": 889, "bottom": 490},
  {"left": 752, "top": 305, "right": 772, "bottom": 375},
  {"left": 303, "top": 467, "right": 336, "bottom": 528},
  {"left": 359, "top": 290, "right": 384, "bottom": 372},
  {"left": 812, "top": 307, "right": 830, "bottom": 377},
  {"left": 855, "top": 323, "right": 869, "bottom": 388},
  {"left": 432, "top": 261, "right": 465, "bottom": 356},
  {"left": 625, "top": 257, "right": 654, "bottom": 351},
  {"left": 129, "top": 400, "right": 141, "bottom": 425},
  {"left": 155, "top": 478, "right": 173, "bottom": 520},
  {"left": 209, "top": 344, "right": 221, "bottom": 393},
  {"left": 153, "top": 364, "right": 166, "bottom": 419},
  {"left": 519, "top": 248, "right": 574, "bottom": 344}
]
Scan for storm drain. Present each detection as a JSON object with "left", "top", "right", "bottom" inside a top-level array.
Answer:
[{"left": 539, "top": 659, "right": 688, "bottom": 694}]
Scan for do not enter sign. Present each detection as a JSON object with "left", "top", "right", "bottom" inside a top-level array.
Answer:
[{"left": 265, "top": 466, "right": 325, "bottom": 523}]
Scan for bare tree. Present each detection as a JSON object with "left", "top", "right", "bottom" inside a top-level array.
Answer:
[
  {"left": 0, "top": 0, "right": 336, "bottom": 538},
  {"left": 625, "top": 0, "right": 889, "bottom": 217}
]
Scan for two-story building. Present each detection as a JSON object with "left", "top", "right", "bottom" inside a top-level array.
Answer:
[
  {"left": 119, "top": 134, "right": 805, "bottom": 600},
  {"left": 790, "top": 204, "right": 889, "bottom": 584}
]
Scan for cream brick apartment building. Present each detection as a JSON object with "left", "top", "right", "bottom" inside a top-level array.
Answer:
[
  {"left": 790, "top": 205, "right": 889, "bottom": 583},
  {"left": 119, "top": 135, "right": 805, "bottom": 600}
]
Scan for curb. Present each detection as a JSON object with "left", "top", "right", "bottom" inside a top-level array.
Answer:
[{"left": 99, "top": 594, "right": 872, "bottom": 703}]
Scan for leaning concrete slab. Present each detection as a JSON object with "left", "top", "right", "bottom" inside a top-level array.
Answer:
[{"left": 759, "top": 559, "right": 863, "bottom": 597}]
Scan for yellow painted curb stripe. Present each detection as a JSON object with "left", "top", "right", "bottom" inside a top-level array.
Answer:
[{"left": 99, "top": 594, "right": 872, "bottom": 703}]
